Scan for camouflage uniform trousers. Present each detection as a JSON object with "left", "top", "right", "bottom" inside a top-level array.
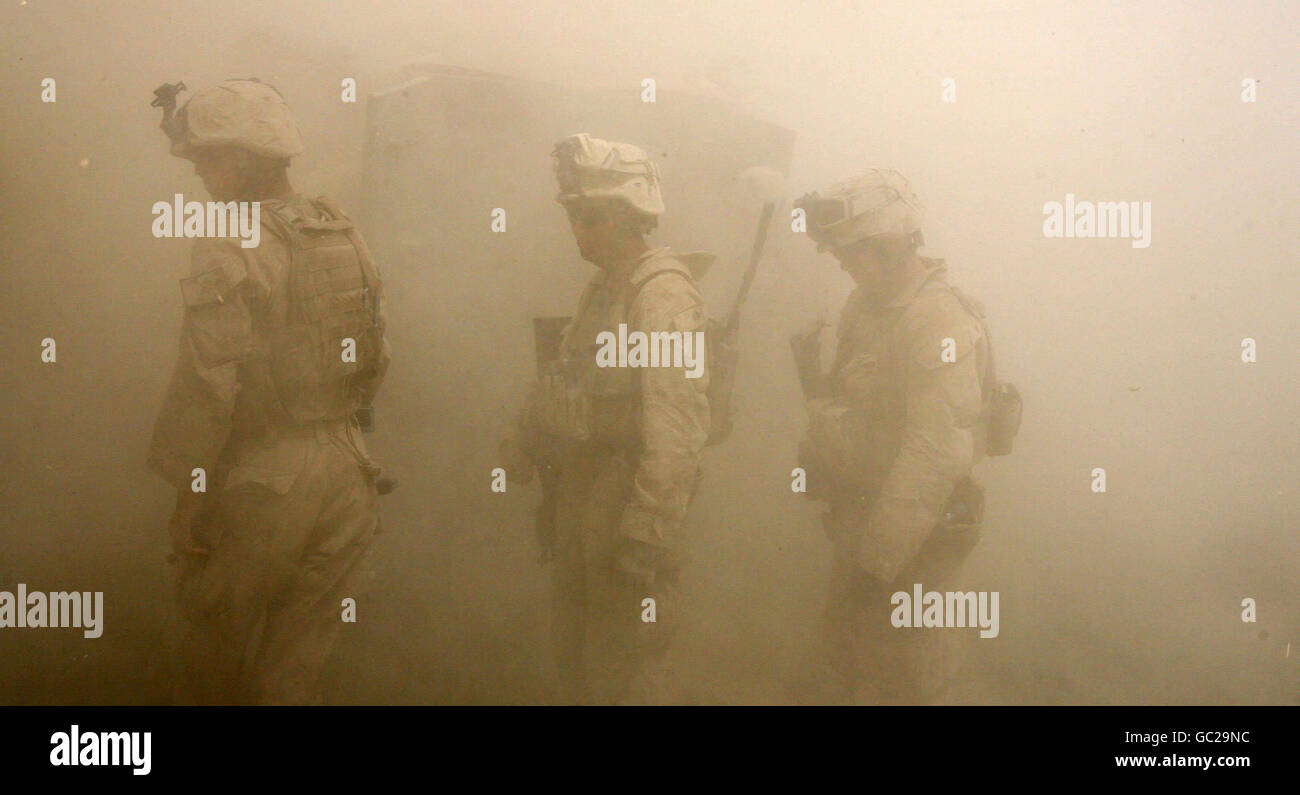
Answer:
[
  {"left": 550, "top": 444, "right": 682, "bottom": 705},
  {"left": 824, "top": 499, "right": 981, "bottom": 705},
  {"left": 177, "top": 419, "right": 379, "bottom": 705}
]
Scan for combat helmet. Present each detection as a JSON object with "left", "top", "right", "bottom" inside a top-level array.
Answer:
[
  {"left": 795, "top": 168, "right": 923, "bottom": 252},
  {"left": 552, "top": 133, "right": 664, "bottom": 217},
  {"left": 164, "top": 78, "right": 304, "bottom": 161}
]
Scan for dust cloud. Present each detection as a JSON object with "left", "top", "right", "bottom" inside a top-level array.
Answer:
[{"left": 1, "top": 0, "right": 1295, "bottom": 704}]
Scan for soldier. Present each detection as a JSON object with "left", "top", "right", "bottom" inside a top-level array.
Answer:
[
  {"left": 502, "top": 134, "right": 711, "bottom": 704},
  {"left": 147, "top": 79, "right": 390, "bottom": 704},
  {"left": 793, "top": 169, "right": 1000, "bottom": 704}
]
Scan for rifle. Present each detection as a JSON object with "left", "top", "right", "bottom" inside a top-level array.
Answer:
[
  {"left": 528, "top": 316, "right": 572, "bottom": 564},
  {"left": 705, "top": 200, "right": 776, "bottom": 444},
  {"left": 725, "top": 201, "right": 777, "bottom": 332}
]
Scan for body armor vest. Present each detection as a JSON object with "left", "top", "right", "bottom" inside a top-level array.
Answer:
[
  {"left": 542, "top": 251, "right": 703, "bottom": 451},
  {"left": 809, "top": 267, "right": 994, "bottom": 498},
  {"left": 555, "top": 267, "right": 642, "bottom": 449},
  {"left": 237, "top": 197, "right": 385, "bottom": 430}
]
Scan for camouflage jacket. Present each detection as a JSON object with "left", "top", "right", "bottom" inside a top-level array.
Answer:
[
  {"left": 807, "top": 259, "right": 988, "bottom": 582},
  {"left": 147, "top": 195, "right": 390, "bottom": 492},
  {"left": 520, "top": 247, "right": 710, "bottom": 552}
]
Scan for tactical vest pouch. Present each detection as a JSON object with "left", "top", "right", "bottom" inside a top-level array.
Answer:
[
  {"left": 986, "top": 381, "right": 1022, "bottom": 456},
  {"left": 531, "top": 370, "right": 591, "bottom": 443},
  {"left": 291, "top": 224, "right": 378, "bottom": 383}
]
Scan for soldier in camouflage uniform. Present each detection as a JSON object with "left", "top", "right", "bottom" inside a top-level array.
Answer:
[
  {"left": 148, "top": 79, "right": 390, "bottom": 704},
  {"left": 794, "top": 170, "right": 994, "bottom": 704},
  {"left": 503, "top": 134, "right": 710, "bottom": 705}
]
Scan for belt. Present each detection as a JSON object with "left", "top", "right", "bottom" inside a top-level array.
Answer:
[{"left": 231, "top": 416, "right": 353, "bottom": 445}]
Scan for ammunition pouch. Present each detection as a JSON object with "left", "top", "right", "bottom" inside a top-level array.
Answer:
[
  {"left": 530, "top": 370, "right": 591, "bottom": 443},
  {"left": 528, "top": 316, "right": 590, "bottom": 443}
]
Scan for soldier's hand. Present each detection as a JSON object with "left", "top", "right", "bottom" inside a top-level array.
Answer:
[
  {"left": 166, "top": 491, "right": 210, "bottom": 563},
  {"left": 612, "top": 538, "right": 661, "bottom": 588}
]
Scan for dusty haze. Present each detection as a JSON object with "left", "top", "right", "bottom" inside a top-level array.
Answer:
[{"left": 1, "top": 0, "right": 1296, "bottom": 704}]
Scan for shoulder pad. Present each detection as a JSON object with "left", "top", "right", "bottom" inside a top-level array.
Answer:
[{"left": 181, "top": 240, "right": 247, "bottom": 307}]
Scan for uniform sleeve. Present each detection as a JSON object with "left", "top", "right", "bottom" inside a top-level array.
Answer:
[
  {"left": 618, "top": 272, "right": 710, "bottom": 551},
  {"left": 146, "top": 239, "right": 254, "bottom": 491},
  {"left": 858, "top": 296, "right": 985, "bottom": 583}
]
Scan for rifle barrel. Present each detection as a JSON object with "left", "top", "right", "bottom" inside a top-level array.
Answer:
[{"left": 727, "top": 200, "right": 777, "bottom": 329}]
